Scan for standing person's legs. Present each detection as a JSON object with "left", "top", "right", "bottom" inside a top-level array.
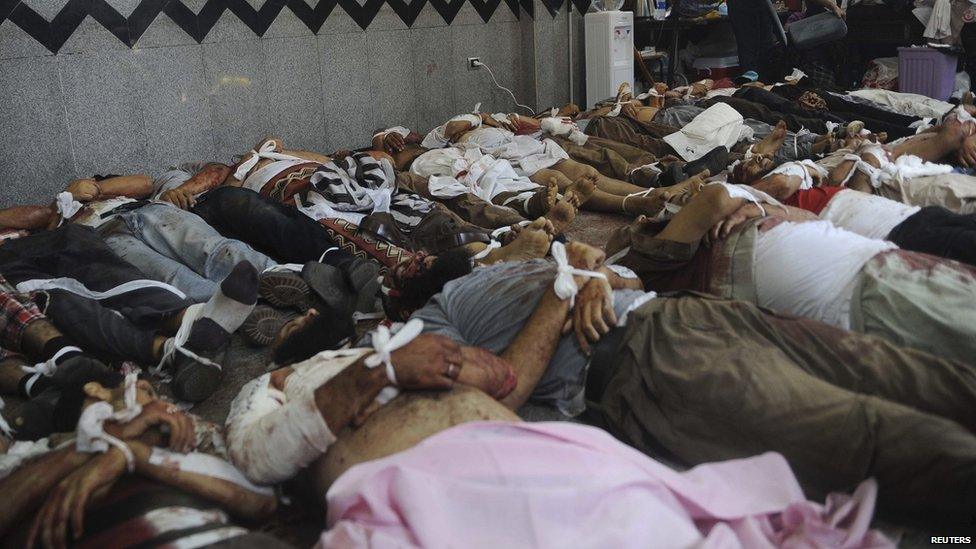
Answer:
[
  {"left": 728, "top": 0, "right": 765, "bottom": 77},
  {"left": 595, "top": 294, "right": 976, "bottom": 524},
  {"left": 118, "top": 204, "right": 278, "bottom": 287},
  {"left": 191, "top": 187, "right": 355, "bottom": 269}
]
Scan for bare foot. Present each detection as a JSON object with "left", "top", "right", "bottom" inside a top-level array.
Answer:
[
  {"left": 623, "top": 170, "right": 709, "bottom": 217},
  {"left": 482, "top": 228, "right": 553, "bottom": 264},
  {"left": 752, "top": 121, "right": 788, "bottom": 156},
  {"left": 525, "top": 179, "right": 558, "bottom": 217},
  {"left": 544, "top": 176, "right": 594, "bottom": 233}
]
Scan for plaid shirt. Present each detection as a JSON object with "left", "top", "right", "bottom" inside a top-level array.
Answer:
[{"left": 0, "top": 274, "right": 43, "bottom": 363}]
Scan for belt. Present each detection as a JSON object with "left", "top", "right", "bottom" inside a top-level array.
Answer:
[{"left": 584, "top": 325, "right": 628, "bottom": 404}]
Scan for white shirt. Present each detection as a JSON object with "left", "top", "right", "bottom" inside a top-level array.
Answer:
[
  {"left": 754, "top": 220, "right": 896, "bottom": 330},
  {"left": 458, "top": 128, "right": 569, "bottom": 176},
  {"left": 819, "top": 189, "right": 920, "bottom": 240}
]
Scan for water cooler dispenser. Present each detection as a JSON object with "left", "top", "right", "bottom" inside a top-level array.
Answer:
[{"left": 584, "top": 11, "right": 634, "bottom": 108}]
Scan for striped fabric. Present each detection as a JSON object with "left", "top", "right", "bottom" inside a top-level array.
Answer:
[{"left": 308, "top": 153, "right": 433, "bottom": 232}]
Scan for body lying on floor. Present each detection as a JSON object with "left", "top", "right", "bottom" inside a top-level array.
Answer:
[{"left": 1, "top": 75, "right": 976, "bottom": 547}]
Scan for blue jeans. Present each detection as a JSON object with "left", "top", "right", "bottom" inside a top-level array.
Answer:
[{"left": 102, "top": 203, "right": 277, "bottom": 303}]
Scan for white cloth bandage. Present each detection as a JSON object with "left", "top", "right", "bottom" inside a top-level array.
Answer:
[
  {"left": 149, "top": 448, "right": 274, "bottom": 496},
  {"left": 16, "top": 278, "right": 186, "bottom": 301},
  {"left": 76, "top": 401, "right": 135, "bottom": 472},
  {"left": 232, "top": 141, "right": 309, "bottom": 182},
  {"left": 55, "top": 192, "right": 83, "bottom": 226},
  {"left": 470, "top": 240, "right": 501, "bottom": 262},
  {"left": 550, "top": 241, "right": 607, "bottom": 307},
  {"left": 365, "top": 319, "right": 424, "bottom": 404},
  {"left": 0, "top": 397, "right": 14, "bottom": 439},
  {"left": 153, "top": 303, "right": 222, "bottom": 378},
  {"left": 226, "top": 371, "right": 337, "bottom": 485},
  {"left": 112, "top": 373, "right": 144, "bottom": 423},
  {"left": 21, "top": 346, "right": 83, "bottom": 396}
]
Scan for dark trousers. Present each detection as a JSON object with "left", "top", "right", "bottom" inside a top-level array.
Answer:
[
  {"left": 727, "top": 0, "right": 775, "bottom": 75},
  {"left": 771, "top": 85, "right": 920, "bottom": 139},
  {"left": 700, "top": 96, "right": 832, "bottom": 133},
  {"left": 0, "top": 225, "right": 189, "bottom": 363},
  {"left": 191, "top": 187, "right": 355, "bottom": 269},
  {"left": 42, "top": 290, "right": 159, "bottom": 364},
  {"left": 888, "top": 206, "right": 976, "bottom": 267}
]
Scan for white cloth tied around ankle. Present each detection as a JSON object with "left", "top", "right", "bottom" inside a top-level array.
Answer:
[
  {"left": 365, "top": 319, "right": 425, "bottom": 405},
  {"left": 910, "top": 118, "right": 935, "bottom": 134},
  {"left": 0, "top": 397, "right": 14, "bottom": 438},
  {"left": 233, "top": 141, "right": 309, "bottom": 182},
  {"left": 471, "top": 221, "right": 534, "bottom": 262},
  {"left": 152, "top": 303, "right": 221, "bottom": 378},
  {"left": 550, "top": 241, "right": 607, "bottom": 307},
  {"left": 470, "top": 240, "right": 502, "bottom": 262},
  {"left": 55, "top": 192, "right": 83, "bottom": 226},
  {"left": 76, "top": 401, "right": 135, "bottom": 472},
  {"left": 21, "top": 346, "right": 83, "bottom": 396},
  {"left": 114, "top": 373, "right": 144, "bottom": 423},
  {"left": 372, "top": 126, "right": 411, "bottom": 140}
]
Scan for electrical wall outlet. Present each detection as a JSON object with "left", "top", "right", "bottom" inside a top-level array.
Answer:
[{"left": 467, "top": 57, "right": 481, "bottom": 71}]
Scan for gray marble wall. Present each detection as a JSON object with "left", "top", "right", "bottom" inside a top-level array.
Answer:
[{"left": 0, "top": 1, "right": 580, "bottom": 207}]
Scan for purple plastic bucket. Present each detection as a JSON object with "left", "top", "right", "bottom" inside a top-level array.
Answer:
[{"left": 898, "top": 47, "right": 958, "bottom": 101}]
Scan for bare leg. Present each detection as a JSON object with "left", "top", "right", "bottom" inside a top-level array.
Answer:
[
  {"left": 752, "top": 121, "right": 789, "bottom": 156},
  {"left": 889, "top": 124, "right": 966, "bottom": 162},
  {"left": 313, "top": 386, "right": 519, "bottom": 497},
  {"left": 0, "top": 358, "right": 27, "bottom": 395},
  {"left": 550, "top": 160, "right": 649, "bottom": 197}
]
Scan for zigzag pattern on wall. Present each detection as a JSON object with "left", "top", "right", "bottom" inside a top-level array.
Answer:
[{"left": 0, "top": 0, "right": 589, "bottom": 53}]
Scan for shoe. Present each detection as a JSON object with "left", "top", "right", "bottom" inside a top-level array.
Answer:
[
  {"left": 240, "top": 305, "right": 286, "bottom": 347},
  {"left": 259, "top": 270, "right": 313, "bottom": 312},
  {"left": 360, "top": 212, "right": 411, "bottom": 249},
  {"left": 168, "top": 319, "right": 228, "bottom": 403},
  {"left": 406, "top": 207, "right": 490, "bottom": 254},
  {"left": 683, "top": 146, "right": 729, "bottom": 177}
]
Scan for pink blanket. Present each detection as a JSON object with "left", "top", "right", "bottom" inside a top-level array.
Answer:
[{"left": 318, "top": 422, "right": 893, "bottom": 549}]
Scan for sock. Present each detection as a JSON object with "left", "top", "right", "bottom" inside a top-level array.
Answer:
[
  {"left": 198, "top": 261, "right": 258, "bottom": 335},
  {"left": 18, "top": 374, "right": 51, "bottom": 399},
  {"left": 40, "top": 337, "right": 84, "bottom": 365}
]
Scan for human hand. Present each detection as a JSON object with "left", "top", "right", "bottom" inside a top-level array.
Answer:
[
  {"left": 455, "top": 346, "right": 517, "bottom": 399},
  {"left": 384, "top": 132, "right": 406, "bottom": 154},
  {"left": 65, "top": 179, "right": 100, "bottom": 203},
  {"left": 958, "top": 134, "right": 976, "bottom": 168},
  {"left": 706, "top": 202, "right": 763, "bottom": 245},
  {"left": 389, "top": 333, "right": 463, "bottom": 390},
  {"left": 158, "top": 188, "right": 196, "bottom": 210},
  {"left": 563, "top": 276, "right": 617, "bottom": 354},
  {"left": 113, "top": 400, "right": 196, "bottom": 453},
  {"left": 831, "top": 4, "right": 846, "bottom": 18},
  {"left": 564, "top": 241, "right": 605, "bottom": 272},
  {"left": 28, "top": 449, "right": 127, "bottom": 549}
]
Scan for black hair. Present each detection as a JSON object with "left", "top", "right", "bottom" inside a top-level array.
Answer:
[
  {"left": 53, "top": 362, "right": 123, "bottom": 433},
  {"left": 393, "top": 249, "right": 472, "bottom": 318},
  {"left": 272, "top": 308, "right": 355, "bottom": 366}
]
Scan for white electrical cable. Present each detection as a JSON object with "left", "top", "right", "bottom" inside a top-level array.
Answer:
[{"left": 476, "top": 61, "right": 535, "bottom": 115}]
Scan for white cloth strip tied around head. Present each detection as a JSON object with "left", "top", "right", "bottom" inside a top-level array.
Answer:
[
  {"left": 550, "top": 241, "right": 607, "bottom": 307},
  {"left": 232, "top": 140, "right": 310, "bottom": 182},
  {"left": 365, "top": 319, "right": 425, "bottom": 405},
  {"left": 0, "top": 397, "right": 14, "bottom": 438},
  {"left": 55, "top": 192, "right": 83, "bottom": 227},
  {"left": 21, "top": 346, "right": 83, "bottom": 397}
]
